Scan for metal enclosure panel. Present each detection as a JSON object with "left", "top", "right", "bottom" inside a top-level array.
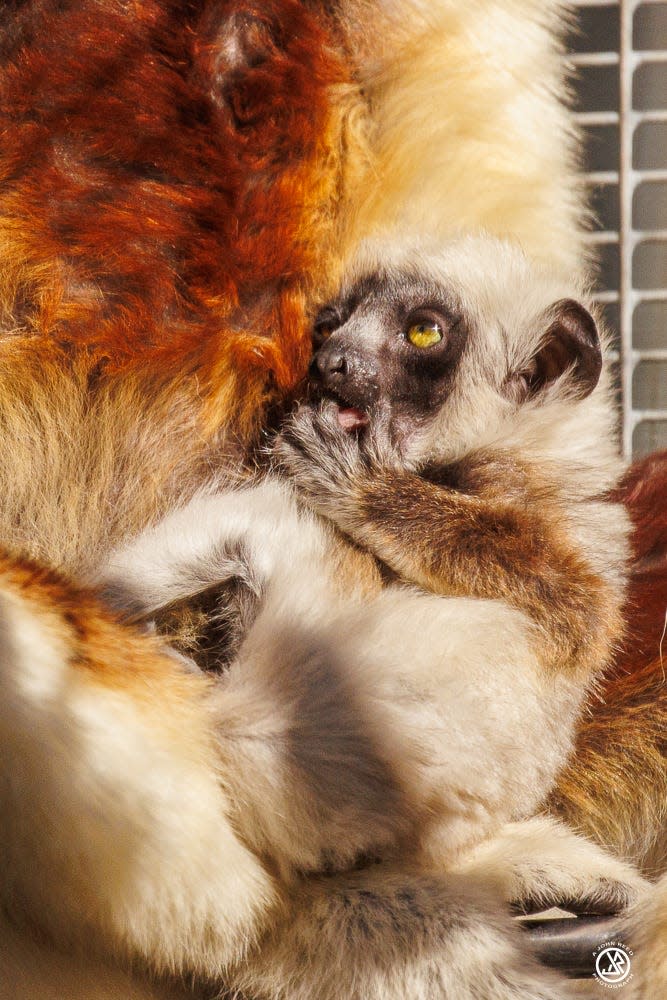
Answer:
[{"left": 573, "top": 0, "right": 667, "bottom": 457}]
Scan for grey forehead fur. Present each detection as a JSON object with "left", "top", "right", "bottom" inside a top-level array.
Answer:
[{"left": 325, "top": 266, "right": 467, "bottom": 330}]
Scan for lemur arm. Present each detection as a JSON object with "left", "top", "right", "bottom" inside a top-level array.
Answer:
[{"left": 276, "top": 407, "right": 616, "bottom": 673}]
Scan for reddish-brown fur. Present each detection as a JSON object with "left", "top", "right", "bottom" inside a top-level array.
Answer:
[
  {"left": 0, "top": 1, "right": 349, "bottom": 441},
  {"left": 615, "top": 450, "right": 667, "bottom": 665},
  {"left": 551, "top": 451, "right": 667, "bottom": 872},
  {"left": 353, "top": 455, "right": 622, "bottom": 677},
  {"left": 0, "top": 548, "right": 212, "bottom": 705}
]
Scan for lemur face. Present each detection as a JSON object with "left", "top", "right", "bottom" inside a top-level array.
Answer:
[
  {"left": 308, "top": 270, "right": 468, "bottom": 440},
  {"left": 307, "top": 242, "right": 603, "bottom": 460}
]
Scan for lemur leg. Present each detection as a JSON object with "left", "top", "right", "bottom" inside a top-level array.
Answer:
[
  {"left": 0, "top": 549, "right": 416, "bottom": 976},
  {"left": 0, "top": 553, "right": 274, "bottom": 977},
  {"left": 212, "top": 573, "right": 594, "bottom": 874},
  {"left": 230, "top": 863, "right": 581, "bottom": 1000},
  {"left": 288, "top": 585, "right": 585, "bottom": 857}
]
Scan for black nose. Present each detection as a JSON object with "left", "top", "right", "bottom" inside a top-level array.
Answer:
[{"left": 310, "top": 345, "right": 348, "bottom": 384}]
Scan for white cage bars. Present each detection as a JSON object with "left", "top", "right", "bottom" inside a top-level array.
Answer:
[{"left": 572, "top": 0, "right": 667, "bottom": 458}]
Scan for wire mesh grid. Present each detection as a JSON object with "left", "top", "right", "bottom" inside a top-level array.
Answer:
[{"left": 572, "top": 0, "right": 667, "bottom": 458}]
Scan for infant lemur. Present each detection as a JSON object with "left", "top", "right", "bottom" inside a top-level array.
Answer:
[{"left": 101, "top": 234, "right": 642, "bottom": 998}]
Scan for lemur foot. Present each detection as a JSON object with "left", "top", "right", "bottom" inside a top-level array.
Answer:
[{"left": 455, "top": 817, "right": 649, "bottom": 917}]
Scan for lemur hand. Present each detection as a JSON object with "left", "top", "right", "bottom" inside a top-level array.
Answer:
[{"left": 274, "top": 402, "right": 390, "bottom": 527}]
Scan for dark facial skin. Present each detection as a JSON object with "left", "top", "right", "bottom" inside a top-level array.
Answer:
[{"left": 307, "top": 269, "right": 469, "bottom": 443}]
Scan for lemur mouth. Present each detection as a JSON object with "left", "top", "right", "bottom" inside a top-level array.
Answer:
[
  {"left": 336, "top": 403, "right": 369, "bottom": 431},
  {"left": 317, "top": 389, "right": 370, "bottom": 432}
]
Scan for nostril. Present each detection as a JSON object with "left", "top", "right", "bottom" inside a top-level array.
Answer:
[{"left": 326, "top": 353, "right": 346, "bottom": 375}]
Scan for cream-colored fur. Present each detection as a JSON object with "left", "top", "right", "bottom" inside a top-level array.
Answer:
[
  {"left": 337, "top": 0, "right": 586, "bottom": 278},
  {"left": 0, "top": 583, "right": 275, "bottom": 976},
  {"left": 0, "top": 358, "right": 218, "bottom": 577},
  {"left": 625, "top": 873, "right": 667, "bottom": 998}
]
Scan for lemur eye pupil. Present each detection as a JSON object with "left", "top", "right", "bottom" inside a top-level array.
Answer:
[{"left": 406, "top": 321, "right": 443, "bottom": 349}]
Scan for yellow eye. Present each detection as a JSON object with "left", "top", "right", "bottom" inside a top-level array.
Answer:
[{"left": 406, "top": 321, "right": 443, "bottom": 348}]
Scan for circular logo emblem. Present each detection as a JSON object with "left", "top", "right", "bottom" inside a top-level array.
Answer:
[{"left": 594, "top": 944, "right": 632, "bottom": 987}]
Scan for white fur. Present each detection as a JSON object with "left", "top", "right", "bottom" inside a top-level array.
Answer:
[
  {"left": 456, "top": 816, "right": 650, "bottom": 911},
  {"left": 99, "top": 469, "right": 601, "bottom": 857},
  {"left": 99, "top": 479, "right": 341, "bottom": 616}
]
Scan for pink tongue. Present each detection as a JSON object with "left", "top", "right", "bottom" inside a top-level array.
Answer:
[{"left": 337, "top": 406, "right": 369, "bottom": 431}]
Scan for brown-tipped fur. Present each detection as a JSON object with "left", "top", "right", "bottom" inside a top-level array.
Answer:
[
  {"left": 356, "top": 459, "right": 619, "bottom": 675},
  {"left": 551, "top": 451, "right": 667, "bottom": 874}
]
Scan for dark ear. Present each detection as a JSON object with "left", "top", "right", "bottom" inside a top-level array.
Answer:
[{"left": 506, "top": 299, "right": 602, "bottom": 403}]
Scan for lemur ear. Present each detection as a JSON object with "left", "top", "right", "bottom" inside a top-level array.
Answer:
[{"left": 506, "top": 299, "right": 602, "bottom": 403}]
